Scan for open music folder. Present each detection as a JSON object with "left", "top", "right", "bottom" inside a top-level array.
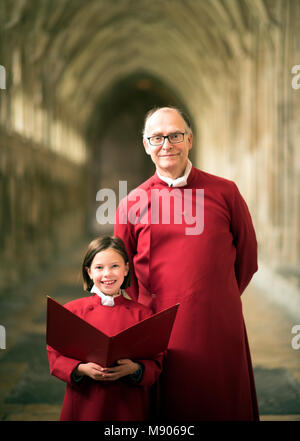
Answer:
[{"left": 46, "top": 296, "right": 179, "bottom": 367}]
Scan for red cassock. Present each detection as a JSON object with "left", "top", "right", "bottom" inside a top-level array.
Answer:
[
  {"left": 47, "top": 293, "right": 163, "bottom": 421},
  {"left": 114, "top": 166, "right": 259, "bottom": 421}
]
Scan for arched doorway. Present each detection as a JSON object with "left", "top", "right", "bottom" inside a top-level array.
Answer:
[{"left": 86, "top": 71, "right": 195, "bottom": 234}]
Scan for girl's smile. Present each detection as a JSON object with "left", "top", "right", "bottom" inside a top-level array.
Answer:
[{"left": 87, "top": 248, "right": 129, "bottom": 296}]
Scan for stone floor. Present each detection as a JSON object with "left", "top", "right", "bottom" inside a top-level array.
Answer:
[
  {"left": 241, "top": 282, "right": 300, "bottom": 420},
  {"left": 0, "top": 242, "right": 299, "bottom": 421}
]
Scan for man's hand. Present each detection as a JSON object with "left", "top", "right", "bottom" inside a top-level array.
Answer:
[{"left": 75, "top": 359, "right": 140, "bottom": 382}]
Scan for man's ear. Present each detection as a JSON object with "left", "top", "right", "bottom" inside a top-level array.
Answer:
[
  {"left": 187, "top": 131, "right": 193, "bottom": 151},
  {"left": 143, "top": 138, "right": 151, "bottom": 155}
]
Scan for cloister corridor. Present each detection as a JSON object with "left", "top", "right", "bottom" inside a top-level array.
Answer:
[{"left": 0, "top": 0, "right": 299, "bottom": 421}]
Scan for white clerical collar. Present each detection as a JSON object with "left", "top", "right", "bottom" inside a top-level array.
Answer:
[
  {"left": 156, "top": 159, "right": 192, "bottom": 187},
  {"left": 90, "top": 284, "right": 121, "bottom": 307}
]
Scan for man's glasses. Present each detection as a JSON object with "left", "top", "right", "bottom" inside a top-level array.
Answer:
[{"left": 147, "top": 132, "right": 187, "bottom": 147}]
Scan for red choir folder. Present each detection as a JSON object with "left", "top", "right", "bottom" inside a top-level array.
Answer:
[{"left": 46, "top": 296, "right": 179, "bottom": 367}]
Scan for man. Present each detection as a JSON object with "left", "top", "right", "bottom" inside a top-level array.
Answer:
[{"left": 114, "top": 106, "right": 259, "bottom": 420}]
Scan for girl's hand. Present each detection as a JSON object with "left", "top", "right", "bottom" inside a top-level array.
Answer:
[
  {"left": 99, "top": 359, "right": 140, "bottom": 381},
  {"left": 75, "top": 362, "right": 106, "bottom": 381}
]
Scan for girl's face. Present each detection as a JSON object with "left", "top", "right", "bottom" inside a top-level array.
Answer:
[{"left": 87, "top": 248, "right": 129, "bottom": 296}]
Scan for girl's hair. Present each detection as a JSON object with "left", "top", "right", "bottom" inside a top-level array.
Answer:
[{"left": 82, "top": 236, "right": 131, "bottom": 291}]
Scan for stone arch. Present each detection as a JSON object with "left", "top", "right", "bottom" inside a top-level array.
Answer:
[{"left": 85, "top": 70, "right": 197, "bottom": 234}]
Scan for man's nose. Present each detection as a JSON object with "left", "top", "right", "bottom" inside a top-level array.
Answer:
[{"left": 161, "top": 137, "right": 173, "bottom": 149}]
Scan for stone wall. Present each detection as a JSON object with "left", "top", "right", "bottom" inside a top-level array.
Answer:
[
  {"left": 194, "top": 1, "right": 300, "bottom": 289},
  {"left": 0, "top": 128, "right": 88, "bottom": 293}
]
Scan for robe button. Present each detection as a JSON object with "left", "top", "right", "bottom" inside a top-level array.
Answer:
[
  {"left": 151, "top": 293, "right": 157, "bottom": 298},
  {"left": 88, "top": 305, "right": 94, "bottom": 311}
]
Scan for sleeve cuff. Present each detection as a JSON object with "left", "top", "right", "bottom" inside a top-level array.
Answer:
[
  {"left": 129, "top": 363, "right": 144, "bottom": 383},
  {"left": 71, "top": 364, "right": 84, "bottom": 383}
]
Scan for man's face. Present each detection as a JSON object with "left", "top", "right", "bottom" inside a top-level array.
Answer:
[{"left": 143, "top": 109, "right": 193, "bottom": 179}]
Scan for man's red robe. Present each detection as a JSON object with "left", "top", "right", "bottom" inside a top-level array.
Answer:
[
  {"left": 47, "top": 293, "right": 163, "bottom": 421},
  {"left": 114, "top": 166, "right": 259, "bottom": 420}
]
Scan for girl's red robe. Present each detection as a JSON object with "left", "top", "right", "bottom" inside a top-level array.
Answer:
[
  {"left": 47, "top": 293, "right": 163, "bottom": 421},
  {"left": 114, "top": 166, "right": 259, "bottom": 421}
]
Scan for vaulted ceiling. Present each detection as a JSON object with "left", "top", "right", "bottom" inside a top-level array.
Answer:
[{"left": 0, "top": 0, "right": 281, "bottom": 131}]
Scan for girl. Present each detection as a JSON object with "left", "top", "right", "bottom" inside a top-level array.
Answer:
[{"left": 47, "top": 236, "right": 163, "bottom": 421}]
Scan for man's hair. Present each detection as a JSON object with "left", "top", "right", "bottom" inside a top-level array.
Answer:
[
  {"left": 142, "top": 106, "right": 192, "bottom": 138},
  {"left": 82, "top": 236, "right": 131, "bottom": 291}
]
